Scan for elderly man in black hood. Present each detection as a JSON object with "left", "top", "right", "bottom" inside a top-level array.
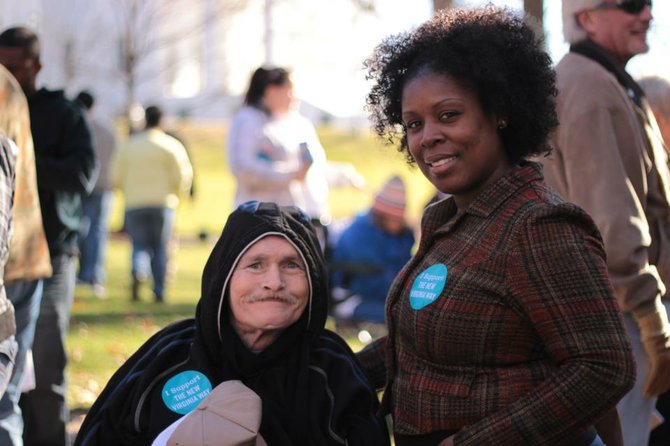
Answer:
[{"left": 75, "top": 201, "right": 390, "bottom": 446}]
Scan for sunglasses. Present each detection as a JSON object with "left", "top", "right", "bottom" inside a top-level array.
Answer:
[{"left": 596, "top": 0, "right": 652, "bottom": 14}]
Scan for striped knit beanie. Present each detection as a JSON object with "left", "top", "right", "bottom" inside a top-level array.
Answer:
[{"left": 371, "top": 175, "right": 406, "bottom": 220}]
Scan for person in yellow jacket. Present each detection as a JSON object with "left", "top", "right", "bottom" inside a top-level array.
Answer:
[{"left": 112, "top": 105, "right": 193, "bottom": 303}]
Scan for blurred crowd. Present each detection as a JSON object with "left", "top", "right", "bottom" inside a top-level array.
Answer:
[{"left": 1, "top": 1, "right": 670, "bottom": 445}]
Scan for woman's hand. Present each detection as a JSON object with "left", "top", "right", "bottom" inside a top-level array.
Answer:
[{"left": 438, "top": 435, "right": 455, "bottom": 446}]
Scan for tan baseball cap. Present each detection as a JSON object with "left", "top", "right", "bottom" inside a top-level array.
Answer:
[{"left": 166, "top": 380, "right": 267, "bottom": 446}]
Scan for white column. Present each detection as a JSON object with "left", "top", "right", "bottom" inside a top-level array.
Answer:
[{"left": 264, "top": 0, "right": 273, "bottom": 65}]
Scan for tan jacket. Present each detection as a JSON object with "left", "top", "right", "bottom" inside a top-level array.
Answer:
[
  {"left": 0, "top": 65, "right": 52, "bottom": 282},
  {"left": 542, "top": 51, "right": 670, "bottom": 317}
]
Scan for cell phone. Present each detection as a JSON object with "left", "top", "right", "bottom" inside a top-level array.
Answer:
[{"left": 299, "top": 142, "right": 313, "bottom": 164}]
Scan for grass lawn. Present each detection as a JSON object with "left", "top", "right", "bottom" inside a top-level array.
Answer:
[{"left": 67, "top": 121, "right": 436, "bottom": 410}]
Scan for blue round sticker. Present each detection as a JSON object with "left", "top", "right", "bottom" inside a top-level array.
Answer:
[
  {"left": 162, "top": 370, "right": 212, "bottom": 415},
  {"left": 409, "top": 263, "right": 448, "bottom": 310}
]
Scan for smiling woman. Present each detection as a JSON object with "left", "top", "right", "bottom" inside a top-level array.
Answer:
[
  {"left": 401, "top": 72, "right": 510, "bottom": 210},
  {"left": 357, "top": 6, "right": 635, "bottom": 446}
]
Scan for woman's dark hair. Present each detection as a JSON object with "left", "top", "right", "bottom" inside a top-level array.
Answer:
[
  {"left": 365, "top": 7, "right": 558, "bottom": 164},
  {"left": 244, "top": 67, "right": 291, "bottom": 108}
]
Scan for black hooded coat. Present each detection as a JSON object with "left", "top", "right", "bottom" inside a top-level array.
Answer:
[{"left": 74, "top": 202, "right": 390, "bottom": 446}]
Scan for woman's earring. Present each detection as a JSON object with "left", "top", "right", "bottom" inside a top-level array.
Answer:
[{"left": 497, "top": 119, "right": 507, "bottom": 130}]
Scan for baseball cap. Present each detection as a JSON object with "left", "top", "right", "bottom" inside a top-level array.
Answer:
[{"left": 159, "top": 380, "right": 267, "bottom": 446}]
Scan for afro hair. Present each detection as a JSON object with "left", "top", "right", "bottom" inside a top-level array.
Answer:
[{"left": 365, "top": 6, "right": 558, "bottom": 164}]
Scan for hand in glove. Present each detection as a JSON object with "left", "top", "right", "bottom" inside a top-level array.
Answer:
[{"left": 635, "top": 298, "right": 670, "bottom": 396}]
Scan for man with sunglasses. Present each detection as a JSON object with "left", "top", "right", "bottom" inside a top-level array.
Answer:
[{"left": 542, "top": 1, "right": 667, "bottom": 445}]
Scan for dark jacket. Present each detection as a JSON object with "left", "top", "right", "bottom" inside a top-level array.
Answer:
[
  {"left": 29, "top": 88, "right": 97, "bottom": 256},
  {"left": 75, "top": 202, "right": 389, "bottom": 446}
]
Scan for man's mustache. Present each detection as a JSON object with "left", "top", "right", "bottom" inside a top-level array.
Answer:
[{"left": 240, "top": 294, "right": 299, "bottom": 304}]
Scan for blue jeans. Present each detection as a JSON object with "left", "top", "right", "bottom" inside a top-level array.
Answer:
[
  {"left": 77, "top": 191, "right": 113, "bottom": 285},
  {"left": 124, "top": 207, "right": 175, "bottom": 298},
  {"left": 20, "top": 255, "right": 75, "bottom": 446},
  {"left": 0, "top": 279, "right": 43, "bottom": 446}
]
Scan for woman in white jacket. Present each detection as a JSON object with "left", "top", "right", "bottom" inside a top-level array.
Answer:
[{"left": 227, "top": 67, "right": 324, "bottom": 215}]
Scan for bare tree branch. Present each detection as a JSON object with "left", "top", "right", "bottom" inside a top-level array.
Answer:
[{"left": 107, "top": 0, "right": 250, "bottom": 125}]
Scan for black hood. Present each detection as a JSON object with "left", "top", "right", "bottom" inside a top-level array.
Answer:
[{"left": 194, "top": 201, "right": 329, "bottom": 372}]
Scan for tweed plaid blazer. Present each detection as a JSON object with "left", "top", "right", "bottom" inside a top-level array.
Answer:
[{"left": 359, "top": 162, "right": 635, "bottom": 445}]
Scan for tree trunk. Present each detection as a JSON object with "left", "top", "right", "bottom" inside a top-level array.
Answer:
[
  {"left": 265, "top": 0, "right": 273, "bottom": 65},
  {"left": 433, "top": 0, "right": 453, "bottom": 13},
  {"left": 524, "top": 0, "right": 544, "bottom": 29}
]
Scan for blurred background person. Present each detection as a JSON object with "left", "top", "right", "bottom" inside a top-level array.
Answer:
[
  {"left": 74, "top": 90, "right": 117, "bottom": 299},
  {"left": 227, "top": 66, "right": 314, "bottom": 214},
  {"left": 543, "top": 2, "right": 669, "bottom": 445},
  {"left": 638, "top": 74, "right": 670, "bottom": 446},
  {"left": 227, "top": 66, "right": 364, "bottom": 227},
  {"left": 0, "top": 62, "right": 52, "bottom": 446},
  {"left": 125, "top": 108, "right": 197, "bottom": 283},
  {"left": 0, "top": 26, "right": 96, "bottom": 446},
  {"left": 330, "top": 175, "right": 414, "bottom": 326},
  {"left": 111, "top": 105, "right": 193, "bottom": 303}
]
